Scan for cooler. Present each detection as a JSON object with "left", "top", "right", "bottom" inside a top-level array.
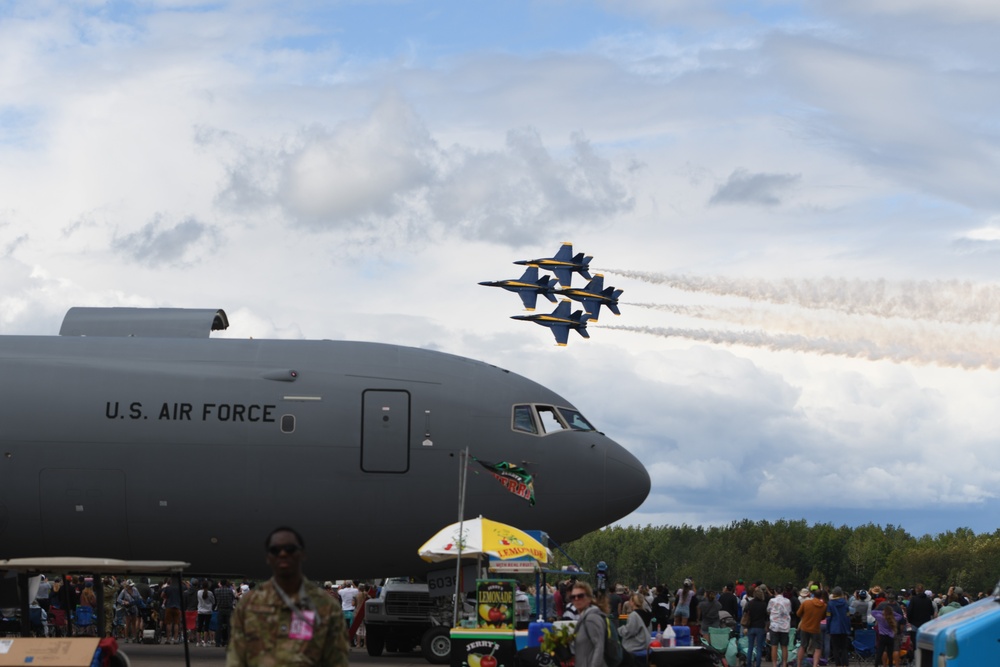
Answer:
[
  {"left": 527, "top": 621, "right": 553, "bottom": 648},
  {"left": 671, "top": 625, "right": 691, "bottom": 647}
]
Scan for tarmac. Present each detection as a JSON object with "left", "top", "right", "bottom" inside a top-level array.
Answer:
[{"left": 118, "top": 642, "right": 428, "bottom": 666}]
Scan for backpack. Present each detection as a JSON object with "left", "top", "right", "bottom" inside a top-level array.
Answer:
[{"left": 600, "top": 610, "right": 623, "bottom": 667}]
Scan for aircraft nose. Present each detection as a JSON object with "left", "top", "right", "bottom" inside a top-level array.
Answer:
[{"left": 605, "top": 442, "right": 650, "bottom": 525}]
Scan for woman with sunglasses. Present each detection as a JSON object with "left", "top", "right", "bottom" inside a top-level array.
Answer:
[{"left": 570, "top": 582, "right": 606, "bottom": 667}]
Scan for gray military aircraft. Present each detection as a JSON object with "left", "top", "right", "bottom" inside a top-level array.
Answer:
[{"left": 0, "top": 307, "right": 649, "bottom": 578}]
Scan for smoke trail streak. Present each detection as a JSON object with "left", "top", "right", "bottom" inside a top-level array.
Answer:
[
  {"left": 605, "top": 270, "right": 1000, "bottom": 325},
  {"left": 629, "top": 302, "right": 1000, "bottom": 366},
  {"left": 602, "top": 324, "right": 1000, "bottom": 370}
]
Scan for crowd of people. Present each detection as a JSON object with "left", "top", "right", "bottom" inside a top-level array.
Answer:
[
  {"left": 1, "top": 572, "right": 374, "bottom": 650},
  {"left": 537, "top": 576, "right": 987, "bottom": 667},
  {"left": 5, "top": 564, "right": 990, "bottom": 667}
]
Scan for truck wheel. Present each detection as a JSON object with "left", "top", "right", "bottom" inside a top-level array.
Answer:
[
  {"left": 366, "top": 629, "right": 385, "bottom": 656},
  {"left": 421, "top": 626, "right": 452, "bottom": 664}
]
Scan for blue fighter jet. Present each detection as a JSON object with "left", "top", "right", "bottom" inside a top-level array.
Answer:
[
  {"left": 511, "top": 299, "right": 591, "bottom": 346},
  {"left": 479, "top": 265, "right": 559, "bottom": 311},
  {"left": 556, "top": 274, "right": 624, "bottom": 322},
  {"left": 514, "top": 242, "right": 593, "bottom": 287}
]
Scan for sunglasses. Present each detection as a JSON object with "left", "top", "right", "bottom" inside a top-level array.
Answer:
[
  {"left": 268, "top": 543, "right": 301, "bottom": 556},
  {"left": 569, "top": 593, "right": 589, "bottom": 601}
]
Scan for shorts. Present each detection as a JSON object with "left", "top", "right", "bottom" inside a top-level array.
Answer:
[
  {"left": 197, "top": 614, "right": 212, "bottom": 632},
  {"left": 675, "top": 606, "right": 690, "bottom": 619},
  {"left": 893, "top": 632, "right": 903, "bottom": 651},
  {"left": 164, "top": 607, "right": 182, "bottom": 625},
  {"left": 800, "top": 631, "right": 822, "bottom": 653},
  {"left": 770, "top": 631, "right": 789, "bottom": 646}
]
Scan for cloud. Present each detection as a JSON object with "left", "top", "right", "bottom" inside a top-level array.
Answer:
[
  {"left": 829, "top": 0, "right": 1000, "bottom": 22},
  {"left": 208, "top": 97, "right": 633, "bottom": 246},
  {"left": 954, "top": 221, "right": 1000, "bottom": 253},
  {"left": 112, "top": 215, "right": 219, "bottom": 266},
  {"left": 709, "top": 168, "right": 800, "bottom": 207},
  {"left": 429, "top": 128, "right": 633, "bottom": 244},
  {"left": 278, "top": 97, "right": 438, "bottom": 226}
]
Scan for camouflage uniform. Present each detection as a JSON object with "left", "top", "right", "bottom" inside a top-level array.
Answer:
[
  {"left": 226, "top": 579, "right": 349, "bottom": 667},
  {"left": 103, "top": 579, "right": 119, "bottom": 637}
]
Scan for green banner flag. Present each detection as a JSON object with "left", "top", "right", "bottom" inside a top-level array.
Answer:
[{"left": 475, "top": 459, "right": 535, "bottom": 506}]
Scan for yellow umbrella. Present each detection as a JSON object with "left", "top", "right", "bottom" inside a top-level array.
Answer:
[{"left": 418, "top": 516, "right": 550, "bottom": 563}]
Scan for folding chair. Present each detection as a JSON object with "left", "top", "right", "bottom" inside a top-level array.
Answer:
[
  {"left": 786, "top": 627, "right": 799, "bottom": 664},
  {"left": 48, "top": 607, "right": 67, "bottom": 637},
  {"left": 850, "top": 628, "right": 876, "bottom": 664},
  {"left": 73, "top": 605, "right": 97, "bottom": 636},
  {"left": 28, "top": 607, "right": 46, "bottom": 637},
  {"left": 707, "top": 627, "right": 732, "bottom": 652},
  {"left": 691, "top": 627, "right": 729, "bottom": 666}
]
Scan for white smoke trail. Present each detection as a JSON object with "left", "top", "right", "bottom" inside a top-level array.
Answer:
[
  {"left": 606, "top": 270, "right": 1000, "bottom": 325},
  {"left": 629, "top": 301, "right": 1000, "bottom": 361},
  {"left": 602, "top": 324, "right": 1000, "bottom": 370}
]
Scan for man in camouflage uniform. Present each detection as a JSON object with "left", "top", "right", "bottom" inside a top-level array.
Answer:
[
  {"left": 227, "top": 527, "right": 349, "bottom": 667},
  {"left": 102, "top": 576, "right": 119, "bottom": 637}
]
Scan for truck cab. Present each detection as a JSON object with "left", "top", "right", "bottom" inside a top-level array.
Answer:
[{"left": 915, "top": 581, "right": 1000, "bottom": 666}]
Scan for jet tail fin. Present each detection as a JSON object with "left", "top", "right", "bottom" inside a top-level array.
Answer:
[{"left": 553, "top": 243, "right": 574, "bottom": 262}]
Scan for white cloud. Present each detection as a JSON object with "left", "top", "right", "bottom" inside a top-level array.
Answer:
[{"left": 2, "top": 0, "right": 1000, "bottom": 538}]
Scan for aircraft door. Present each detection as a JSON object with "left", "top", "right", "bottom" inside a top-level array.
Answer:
[
  {"left": 361, "top": 390, "right": 410, "bottom": 473},
  {"left": 39, "top": 468, "right": 130, "bottom": 557}
]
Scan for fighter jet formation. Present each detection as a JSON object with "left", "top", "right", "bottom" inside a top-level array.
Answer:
[{"left": 480, "top": 243, "right": 624, "bottom": 346}]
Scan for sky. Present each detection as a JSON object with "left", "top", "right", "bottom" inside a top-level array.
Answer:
[{"left": 2, "top": 0, "right": 1000, "bottom": 538}]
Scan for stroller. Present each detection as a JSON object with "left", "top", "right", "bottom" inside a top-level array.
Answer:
[{"left": 140, "top": 603, "right": 162, "bottom": 644}]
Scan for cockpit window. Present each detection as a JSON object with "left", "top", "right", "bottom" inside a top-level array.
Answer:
[
  {"left": 512, "top": 404, "right": 596, "bottom": 435},
  {"left": 557, "top": 407, "right": 595, "bottom": 431},
  {"left": 536, "top": 406, "right": 564, "bottom": 434},
  {"left": 513, "top": 405, "right": 537, "bottom": 434}
]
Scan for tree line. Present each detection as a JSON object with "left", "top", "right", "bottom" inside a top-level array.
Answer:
[{"left": 557, "top": 520, "right": 1000, "bottom": 597}]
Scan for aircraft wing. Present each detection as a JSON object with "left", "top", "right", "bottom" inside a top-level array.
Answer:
[
  {"left": 551, "top": 325, "right": 571, "bottom": 346},
  {"left": 552, "top": 267, "right": 574, "bottom": 287},
  {"left": 518, "top": 265, "right": 541, "bottom": 283},
  {"left": 518, "top": 291, "right": 538, "bottom": 311},
  {"left": 583, "top": 301, "right": 603, "bottom": 322},
  {"left": 551, "top": 300, "right": 572, "bottom": 319}
]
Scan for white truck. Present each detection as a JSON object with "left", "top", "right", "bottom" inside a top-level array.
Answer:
[{"left": 363, "top": 577, "right": 454, "bottom": 664}]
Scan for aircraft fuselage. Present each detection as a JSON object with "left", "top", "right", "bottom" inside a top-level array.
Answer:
[{"left": 0, "top": 329, "right": 648, "bottom": 577}]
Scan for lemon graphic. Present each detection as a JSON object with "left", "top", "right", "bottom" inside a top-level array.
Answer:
[
  {"left": 479, "top": 604, "right": 493, "bottom": 621},
  {"left": 468, "top": 653, "right": 483, "bottom": 667}
]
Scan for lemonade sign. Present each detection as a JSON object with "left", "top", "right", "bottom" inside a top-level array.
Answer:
[{"left": 476, "top": 579, "right": 515, "bottom": 629}]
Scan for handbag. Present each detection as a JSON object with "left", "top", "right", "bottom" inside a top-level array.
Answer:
[{"left": 741, "top": 610, "right": 751, "bottom": 628}]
